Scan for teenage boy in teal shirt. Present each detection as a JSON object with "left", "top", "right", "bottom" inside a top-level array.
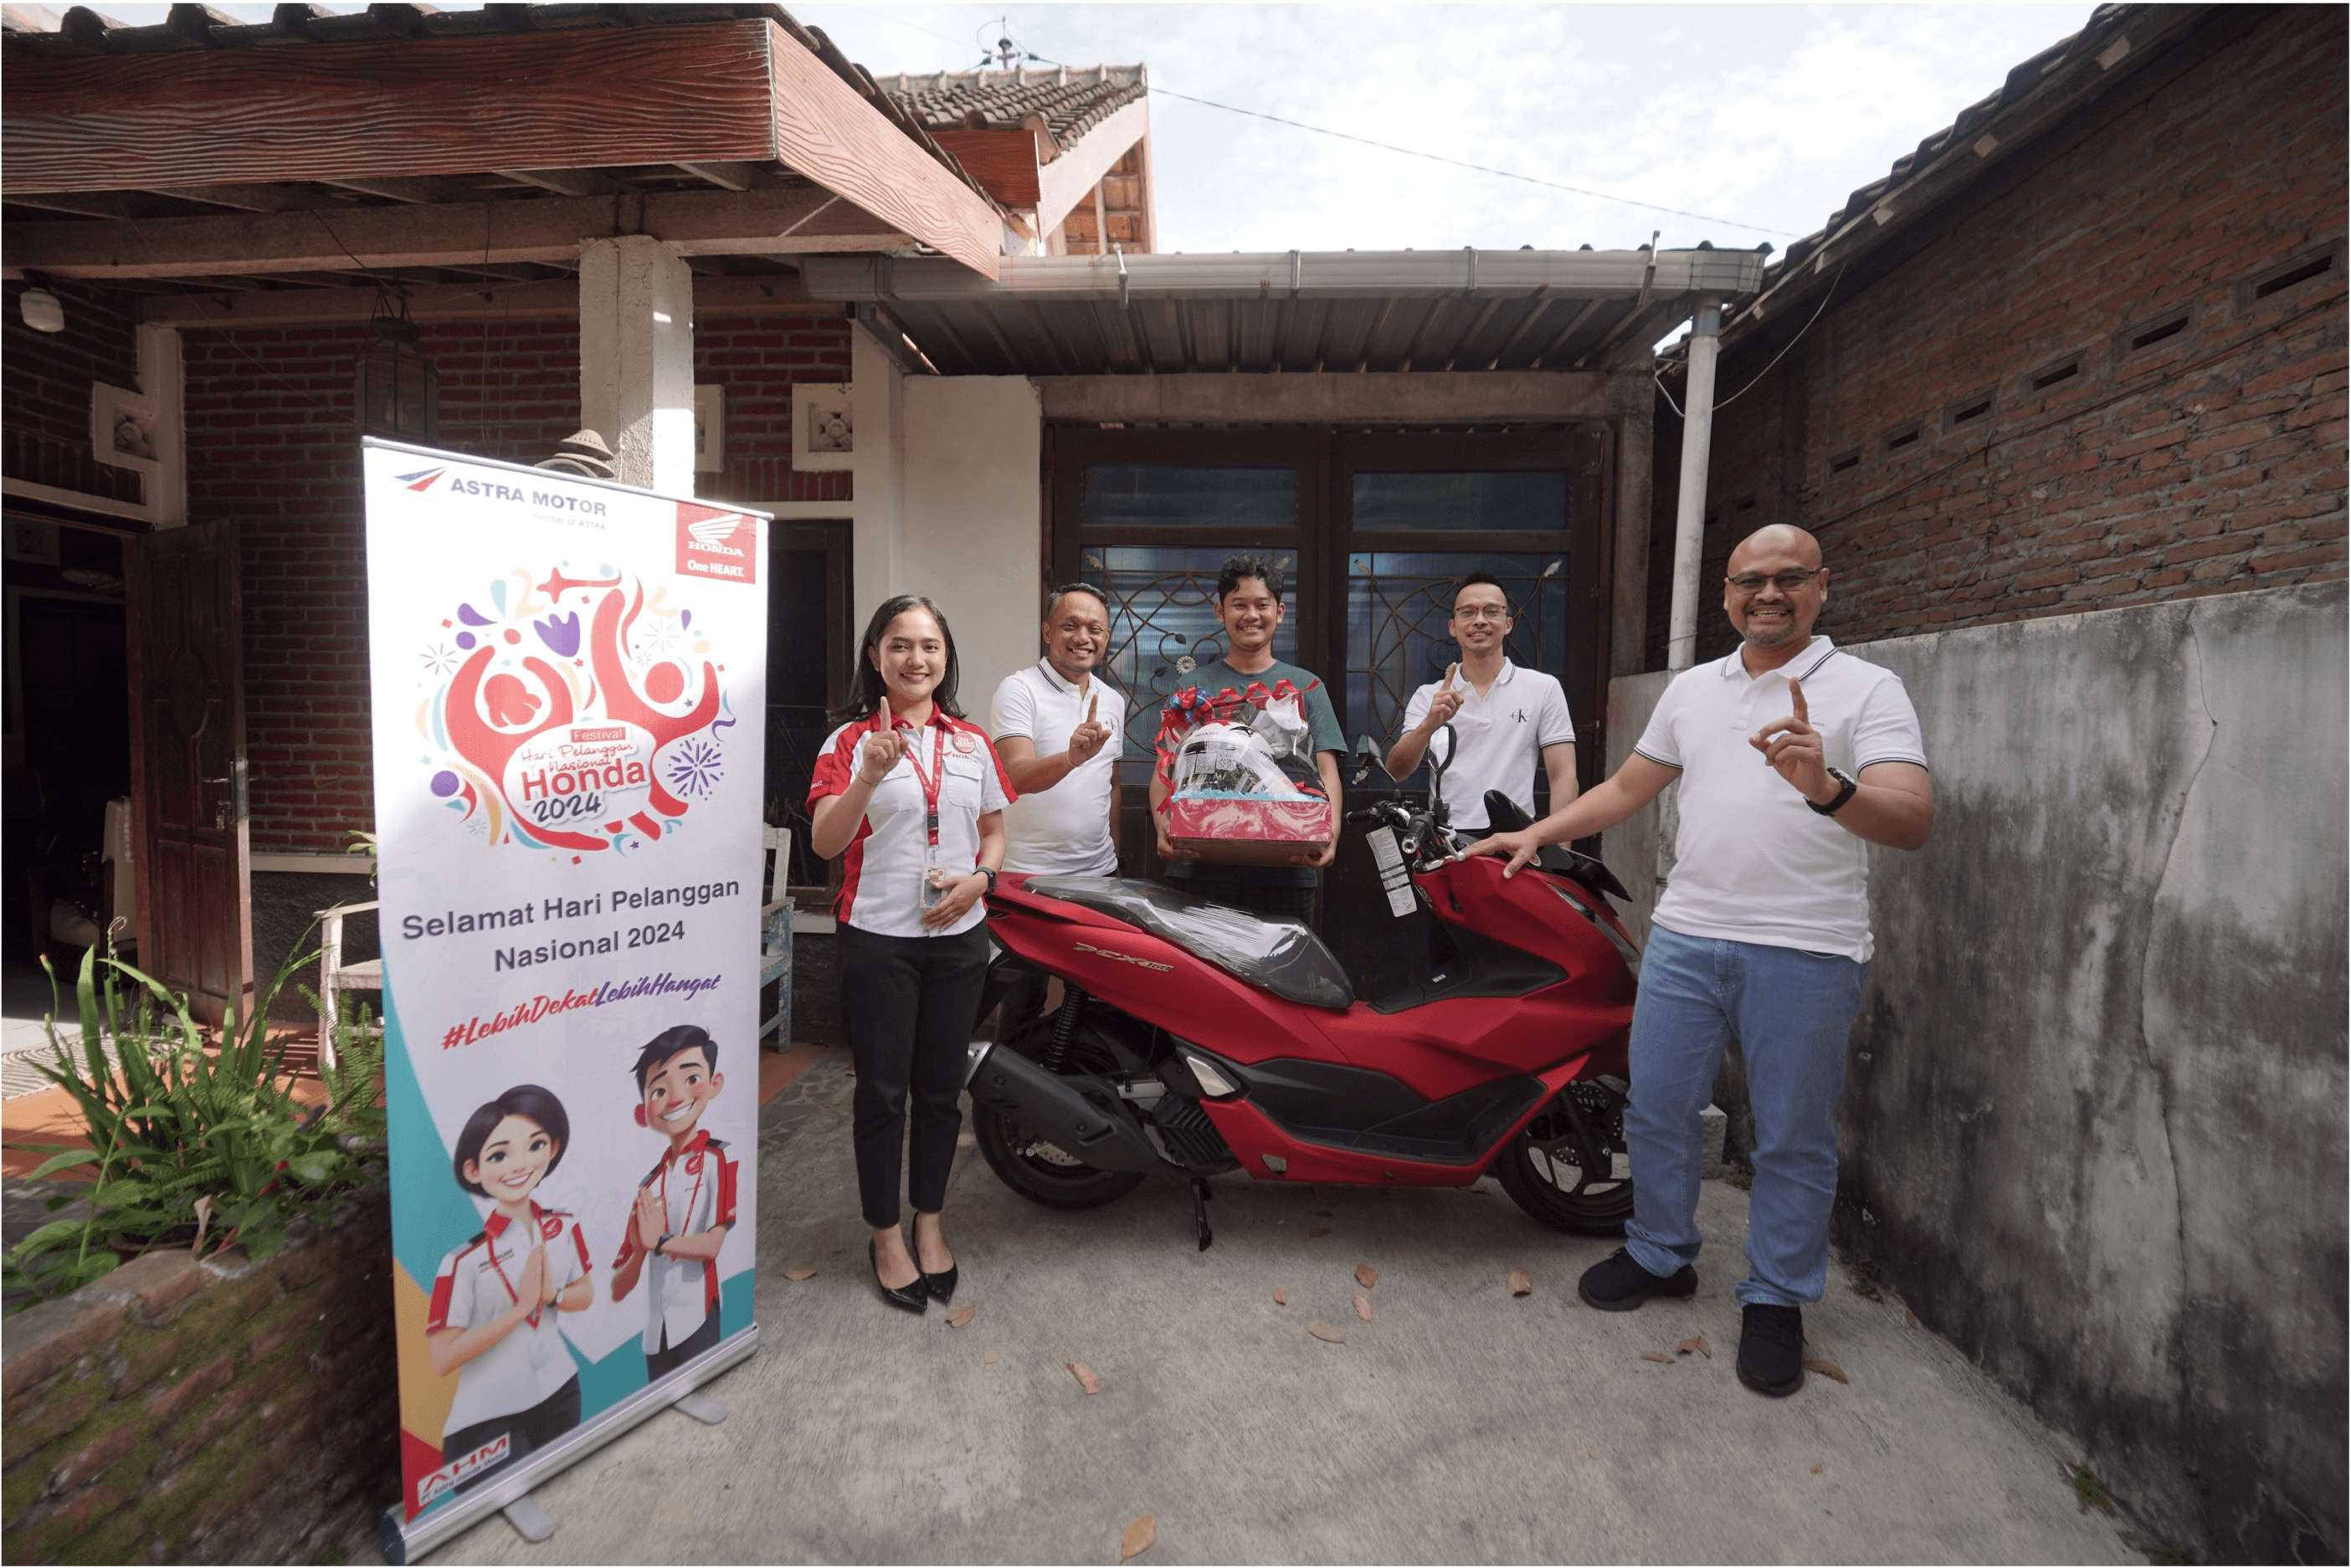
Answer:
[{"left": 1149, "top": 554, "right": 1346, "bottom": 925}]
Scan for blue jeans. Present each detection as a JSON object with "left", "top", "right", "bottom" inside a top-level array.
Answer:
[{"left": 1622, "top": 923, "right": 1867, "bottom": 1308}]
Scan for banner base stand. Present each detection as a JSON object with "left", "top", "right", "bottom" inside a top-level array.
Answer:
[
  {"left": 674, "top": 1392, "right": 730, "bottom": 1425},
  {"left": 500, "top": 1496, "right": 557, "bottom": 1544},
  {"left": 378, "top": 1325, "right": 759, "bottom": 1564}
]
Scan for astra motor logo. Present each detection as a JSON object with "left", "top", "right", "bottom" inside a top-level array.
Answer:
[
  {"left": 397, "top": 466, "right": 447, "bottom": 492},
  {"left": 415, "top": 561, "right": 736, "bottom": 858}
]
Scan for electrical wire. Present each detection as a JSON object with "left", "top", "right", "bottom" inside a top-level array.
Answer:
[
  {"left": 1655, "top": 263, "right": 1847, "bottom": 420},
  {"left": 834, "top": 4, "right": 1795, "bottom": 238}
]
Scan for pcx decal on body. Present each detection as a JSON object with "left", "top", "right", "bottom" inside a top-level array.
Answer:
[{"left": 1074, "top": 940, "right": 1173, "bottom": 972}]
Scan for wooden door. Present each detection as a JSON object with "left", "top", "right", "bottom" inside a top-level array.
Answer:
[{"left": 125, "top": 520, "right": 251, "bottom": 1026}]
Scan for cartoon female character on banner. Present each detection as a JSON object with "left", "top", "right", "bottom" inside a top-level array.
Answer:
[{"left": 425, "top": 1084, "right": 593, "bottom": 1496}]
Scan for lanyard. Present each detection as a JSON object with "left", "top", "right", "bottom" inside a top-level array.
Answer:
[{"left": 895, "top": 719, "right": 949, "bottom": 848}]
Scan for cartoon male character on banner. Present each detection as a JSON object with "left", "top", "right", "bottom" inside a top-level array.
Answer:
[
  {"left": 425, "top": 1085, "right": 593, "bottom": 1497},
  {"left": 611, "top": 1026, "right": 738, "bottom": 1380}
]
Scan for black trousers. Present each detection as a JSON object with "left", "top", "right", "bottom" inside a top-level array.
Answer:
[
  {"left": 442, "top": 1375, "right": 581, "bottom": 1495},
  {"left": 645, "top": 1309, "right": 721, "bottom": 1381},
  {"left": 837, "top": 922, "right": 990, "bottom": 1228}
]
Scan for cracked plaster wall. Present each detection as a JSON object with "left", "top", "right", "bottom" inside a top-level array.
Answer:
[{"left": 1603, "top": 582, "right": 2345, "bottom": 1563}]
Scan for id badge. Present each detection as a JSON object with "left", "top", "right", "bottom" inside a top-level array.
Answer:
[{"left": 920, "top": 860, "right": 949, "bottom": 911}]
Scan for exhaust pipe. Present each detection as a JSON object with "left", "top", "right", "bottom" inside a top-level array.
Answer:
[{"left": 965, "top": 1043, "right": 1168, "bottom": 1175}]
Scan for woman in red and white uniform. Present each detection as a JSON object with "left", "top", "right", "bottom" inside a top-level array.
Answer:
[
  {"left": 808, "top": 594, "right": 1013, "bottom": 1315},
  {"left": 425, "top": 1084, "right": 593, "bottom": 1495}
]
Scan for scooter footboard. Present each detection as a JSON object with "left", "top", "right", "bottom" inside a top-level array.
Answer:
[{"left": 965, "top": 1042, "right": 1169, "bottom": 1175}]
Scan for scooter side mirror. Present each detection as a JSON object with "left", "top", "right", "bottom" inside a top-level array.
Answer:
[{"left": 1349, "top": 733, "right": 1382, "bottom": 787}]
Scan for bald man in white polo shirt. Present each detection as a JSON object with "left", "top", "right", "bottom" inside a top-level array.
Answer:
[{"left": 1470, "top": 523, "right": 1933, "bottom": 1401}]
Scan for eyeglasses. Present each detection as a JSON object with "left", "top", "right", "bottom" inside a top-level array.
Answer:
[
  {"left": 1452, "top": 604, "right": 1512, "bottom": 622},
  {"left": 1725, "top": 569, "right": 1824, "bottom": 595}
]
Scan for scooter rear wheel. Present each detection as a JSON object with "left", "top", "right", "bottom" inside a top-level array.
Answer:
[
  {"left": 1494, "top": 1081, "right": 1635, "bottom": 1236},
  {"left": 973, "top": 1104, "right": 1147, "bottom": 1210}
]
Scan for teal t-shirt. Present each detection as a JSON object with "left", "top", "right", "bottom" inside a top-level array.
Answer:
[
  {"left": 1163, "top": 656, "right": 1346, "bottom": 761},
  {"left": 1158, "top": 655, "right": 1344, "bottom": 889}
]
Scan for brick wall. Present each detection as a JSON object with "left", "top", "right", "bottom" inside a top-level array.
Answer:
[
  {"left": 0, "top": 1204, "right": 396, "bottom": 1565},
  {"left": 182, "top": 307, "right": 854, "bottom": 853},
  {"left": 2, "top": 279, "right": 146, "bottom": 508},
  {"left": 1645, "top": 7, "right": 2348, "bottom": 669}
]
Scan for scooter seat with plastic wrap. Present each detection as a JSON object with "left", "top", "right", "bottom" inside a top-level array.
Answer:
[{"left": 1023, "top": 876, "right": 1354, "bottom": 1011}]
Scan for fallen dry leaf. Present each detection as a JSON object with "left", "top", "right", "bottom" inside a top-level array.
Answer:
[
  {"left": 1068, "top": 1362, "right": 1101, "bottom": 1395},
  {"left": 782, "top": 1268, "right": 817, "bottom": 1281},
  {"left": 1121, "top": 1516, "right": 1157, "bottom": 1560},
  {"left": 1308, "top": 1227, "right": 1332, "bottom": 1238},
  {"left": 1307, "top": 1319, "right": 1347, "bottom": 1344},
  {"left": 983, "top": 1349, "right": 998, "bottom": 1363},
  {"left": 1677, "top": 1335, "right": 1712, "bottom": 1360},
  {"left": 1507, "top": 1269, "right": 1532, "bottom": 1297},
  {"left": 1810, "top": 1465, "right": 1823, "bottom": 1476},
  {"left": 946, "top": 1304, "right": 975, "bottom": 1328},
  {"left": 1272, "top": 1288, "right": 1288, "bottom": 1306},
  {"left": 1804, "top": 1358, "right": 1850, "bottom": 1384},
  {"left": 1905, "top": 1309, "right": 1920, "bottom": 1329},
  {"left": 1354, "top": 1292, "right": 1374, "bottom": 1323},
  {"left": 1640, "top": 1351, "right": 1674, "bottom": 1364},
  {"left": 1355, "top": 1263, "right": 1378, "bottom": 1289}
]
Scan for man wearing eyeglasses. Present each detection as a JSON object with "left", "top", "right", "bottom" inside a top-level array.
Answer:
[
  {"left": 1466, "top": 525, "right": 1933, "bottom": 1401},
  {"left": 1383, "top": 571, "right": 1579, "bottom": 833}
]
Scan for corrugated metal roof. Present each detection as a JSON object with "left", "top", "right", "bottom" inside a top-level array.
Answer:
[
  {"left": 806, "top": 247, "right": 1768, "bottom": 377},
  {"left": 878, "top": 64, "right": 1147, "bottom": 151}
]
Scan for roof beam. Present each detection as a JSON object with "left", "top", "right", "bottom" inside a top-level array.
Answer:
[
  {"left": 140, "top": 271, "right": 831, "bottom": 327},
  {"left": 494, "top": 167, "right": 630, "bottom": 198},
  {"left": 316, "top": 175, "right": 480, "bottom": 205},
  {"left": 146, "top": 182, "right": 307, "bottom": 213},
  {"left": 3, "top": 185, "right": 915, "bottom": 279},
  {"left": 1036, "top": 371, "right": 1645, "bottom": 425},
  {"left": 674, "top": 161, "right": 770, "bottom": 192},
  {"left": 1033, "top": 96, "right": 1148, "bottom": 236}
]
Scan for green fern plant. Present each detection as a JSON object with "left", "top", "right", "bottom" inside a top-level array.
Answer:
[{"left": 3, "top": 944, "right": 388, "bottom": 1314}]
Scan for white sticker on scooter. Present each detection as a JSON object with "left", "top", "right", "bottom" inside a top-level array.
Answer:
[{"left": 1366, "top": 826, "right": 1416, "bottom": 918}]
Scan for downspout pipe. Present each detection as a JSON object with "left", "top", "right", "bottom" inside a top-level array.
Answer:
[{"left": 1665, "top": 296, "right": 1723, "bottom": 671}]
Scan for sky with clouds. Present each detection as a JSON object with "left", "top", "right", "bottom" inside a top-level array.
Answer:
[{"left": 96, "top": 2, "right": 2092, "bottom": 257}]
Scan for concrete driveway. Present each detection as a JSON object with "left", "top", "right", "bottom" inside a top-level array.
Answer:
[{"left": 425, "top": 1050, "right": 2135, "bottom": 1565}]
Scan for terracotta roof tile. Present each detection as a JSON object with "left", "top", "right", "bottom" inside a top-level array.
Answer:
[{"left": 877, "top": 64, "right": 1147, "bottom": 154}]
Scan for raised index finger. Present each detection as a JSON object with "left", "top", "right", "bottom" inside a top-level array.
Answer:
[
  {"left": 1086, "top": 693, "right": 1099, "bottom": 723},
  {"left": 1445, "top": 663, "right": 1460, "bottom": 689},
  {"left": 1789, "top": 676, "right": 1809, "bottom": 727}
]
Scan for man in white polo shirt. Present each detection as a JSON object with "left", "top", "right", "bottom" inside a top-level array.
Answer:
[
  {"left": 1384, "top": 571, "right": 1578, "bottom": 832},
  {"left": 1468, "top": 524, "right": 1933, "bottom": 1400},
  {"left": 990, "top": 582, "right": 1126, "bottom": 879}
]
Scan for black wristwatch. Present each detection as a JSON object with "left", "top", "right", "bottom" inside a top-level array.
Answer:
[
  {"left": 978, "top": 865, "right": 999, "bottom": 892},
  {"left": 652, "top": 1232, "right": 674, "bottom": 1258},
  {"left": 1809, "top": 766, "right": 1860, "bottom": 817}
]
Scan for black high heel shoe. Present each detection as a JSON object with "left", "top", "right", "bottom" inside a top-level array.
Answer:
[
  {"left": 869, "top": 1240, "right": 928, "bottom": 1314},
  {"left": 914, "top": 1229, "right": 958, "bottom": 1304}
]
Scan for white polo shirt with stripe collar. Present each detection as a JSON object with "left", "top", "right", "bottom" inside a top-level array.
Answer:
[
  {"left": 806, "top": 709, "right": 1015, "bottom": 938},
  {"left": 1401, "top": 658, "right": 1576, "bottom": 833},
  {"left": 990, "top": 659, "right": 1126, "bottom": 877},
  {"left": 426, "top": 1202, "right": 591, "bottom": 1434},
  {"left": 1634, "top": 636, "right": 1927, "bottom": 962}
]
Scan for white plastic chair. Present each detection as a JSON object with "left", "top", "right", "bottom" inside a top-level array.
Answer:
[
  {"left": 759, "top": 827, "right": 793, "bottom": 1044},
  {"left": 316, "top": 900, "right": 381, "bottom": 1068}
]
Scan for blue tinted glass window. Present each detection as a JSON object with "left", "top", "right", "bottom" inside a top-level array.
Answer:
[
  {"left": 1083, "top": 466, "right": 1295, "bottom": 529},
  {"left": 1352, "top": 471, "right": 1568, "bottom": 530}
]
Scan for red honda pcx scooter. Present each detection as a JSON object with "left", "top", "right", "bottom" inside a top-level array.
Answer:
[{"left": 964, "top": 732, "right": 1644, "bottom": 1249}]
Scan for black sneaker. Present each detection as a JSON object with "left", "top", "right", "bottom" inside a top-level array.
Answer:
[
  {"left": 1577, "top": 1247, "right": 1698, "bottom": 1312},
  {"left": 1737, "top": 1303, "right": 1805, "bottom": 1396}
]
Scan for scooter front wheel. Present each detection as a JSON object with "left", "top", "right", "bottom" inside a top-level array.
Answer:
[
  {"left": 1494, "top": 1080, "right": 1635, "bottom": 1236},
  {"left": 973, "top": 1104, "right": 1147, "bottom": 1210}
]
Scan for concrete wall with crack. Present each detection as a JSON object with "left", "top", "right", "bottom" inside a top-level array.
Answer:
[{"left": 1605, "top": 582, "right": 2346, "bottom": 1564}]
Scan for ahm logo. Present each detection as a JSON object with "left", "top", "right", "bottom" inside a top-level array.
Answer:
[
  {"left": 687, "top": 514, "right": 744, "bottom": 548},
  {"left": 396, "top": 467, "right": 447, "bottom": 492}
]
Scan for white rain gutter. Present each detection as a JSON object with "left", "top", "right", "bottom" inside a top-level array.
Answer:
[
  {"left": 803, "top": 248, "right": 1766, "bottom": 302},
  {"left": 1665, "top": 296, "right": 1724, "bottom": 671}
]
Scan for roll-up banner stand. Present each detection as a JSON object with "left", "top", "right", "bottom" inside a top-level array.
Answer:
[{"left": 361, "top": 439, "right": 769, "bottom": 1561}]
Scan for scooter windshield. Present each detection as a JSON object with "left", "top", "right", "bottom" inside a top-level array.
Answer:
[{"left": 1023, "top": 876, "right": 1355, "bottom": 1011}]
